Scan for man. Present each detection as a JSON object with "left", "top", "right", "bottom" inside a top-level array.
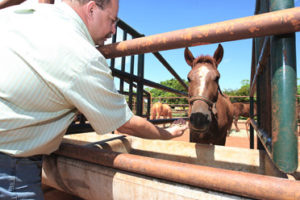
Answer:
[{"left": 0, "top": 0, "right": 187, "bottom": 199}]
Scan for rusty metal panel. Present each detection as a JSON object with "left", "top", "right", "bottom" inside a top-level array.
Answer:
[
  {"left": 43, "top": 133, "right": 300, "bottom": 200},
  {"left": 99, "top": 7, "right": 300, "bottom": 58},
  {"left": 43, "top": 156, "right": 251, "bottom": 200},
  {"left": 270, "top": 0, "right": 298, "bottom": 173}
]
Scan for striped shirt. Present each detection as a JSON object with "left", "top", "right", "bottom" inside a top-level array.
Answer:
[{"left": 0, "top": 2, "right": 133, "bottom": 157}]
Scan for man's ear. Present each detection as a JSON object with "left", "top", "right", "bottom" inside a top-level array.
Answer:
[{"left": 86, "top": 1, "right": 97, "bottom": 18}]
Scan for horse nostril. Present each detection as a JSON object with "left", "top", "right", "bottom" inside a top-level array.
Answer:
[{"left": 190, "top": 112, "right": 210, "bottom": 128}]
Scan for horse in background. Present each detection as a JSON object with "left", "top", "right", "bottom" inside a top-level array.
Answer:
[
  {"left": 185, "top": 44, "right": 233, "bottom": 145},
  {"left": 150, "top": 102, "right": 172, "bottom": 127},
  {"left": 232, "top": 102, "right": 257, "bottom": 132}
]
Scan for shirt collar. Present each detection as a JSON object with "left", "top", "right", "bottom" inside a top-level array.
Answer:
[{"left": 56, "top": 2, "right": 95, "bottom": 46}]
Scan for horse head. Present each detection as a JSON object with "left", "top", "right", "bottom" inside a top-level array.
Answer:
[{"left": 185, "top": 44, "right": 224, "bottom": 140}]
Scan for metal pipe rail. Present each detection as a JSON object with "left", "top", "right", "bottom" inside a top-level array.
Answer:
[
  {"left": 250, "top": 119, "right": 272, "bottom": 156},
  {"left": 148, "top": 117, "right": 189, "bottom": 125},
  {"left": 99, "top": 7, "right": 300, "bottom": 59},
  {"left": 112, "top": 68, "right": 188, "bottom": 96},
  {"left": 0, "top": 0, "right": 25, "bottom": 8},
  {"left": 152, "top": 52, "right": 188, "bottom": 91},
  {"left": 113, "top": 19, "right": 189, "bottom": 116},
  {"left": 116, "top": 19, "right": 189, "bottom": 92},
  {"left": 250, "top": 36, "right": 270, "bottom": 97},
  {"left": 55, "top": 143, "right": 300, "bottom": 200}
]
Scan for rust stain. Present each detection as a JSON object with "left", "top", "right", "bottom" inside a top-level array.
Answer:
[
  {"left": 291, "top": 19, "right": 300, "bottom": 29},
  {"left": 192, "top": 42, "right": 211, "bottom": 47},
  {"left": 272, "top": 102, "right": 280, "bottom": 143},
  {"left": 117, "top": 42, "right": 128, "bottom": 51},
  {"left": 249, "top": 26, "right": 260, "bottom": 33},
  {"left": 224, "top": 22, "right": 235, "bottom": 35},
  {"left": 183, "top": 33, "right": 192, "bottom": 41},
  {"left": 141, "top": 38, "right": 154, "bottom": 47},
  {"left": 283, "top": 49, "right": 288, "bottom": 63}
]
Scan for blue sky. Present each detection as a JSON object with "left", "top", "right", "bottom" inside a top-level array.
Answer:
[
  {"left": 1, "top": 0, "right": 299, "bottom": 90},
  {"left": 115, "top": 0, "right": 300, "bottom": 91}
]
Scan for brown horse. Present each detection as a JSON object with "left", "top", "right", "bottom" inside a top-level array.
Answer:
[
  {"left": 232, "top": 102, "right": 257, "bottom": 132},
  {"left": 185, "top": 44, "right": 233, "bottom": 145},
  {"left": 150, "top": 102, "right": 172, "bottom": 121}
]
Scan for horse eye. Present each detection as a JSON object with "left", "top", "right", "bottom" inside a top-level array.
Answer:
[
  {"left": 187, "top": 77, "right": 191, "bottom": 82},
  {"left": 215, "top": 76, "right": 220, "bottom": 82}
]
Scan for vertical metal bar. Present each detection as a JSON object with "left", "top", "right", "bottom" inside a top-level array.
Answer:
[
  {"left": 136, "top": 54, "right": 145, "bottom": 116},
  {"left": 147, "top": 93, "right": 151, "bottom": 119},
  {"left": 110, "top": 31, "right": 118, "bottom": 69},
  {"left": 128, "top": 55, "right": 135, "bottom": 110},
  {"left": 119, "top": 31, "right": 127, "bottom": 94},
  {"left": 254, "top": 0, "right": 269, "bottom": 151},
  {"left": 250, "top": 34, "right": 256, "bottom": 149},
  {"left": 152, "top": 52, "right": 188, "bottom": 91},
  {"left": 270, "top": 0, "right": 298, "bottom": 173},
  {"left": 250, "top": 97, "right": 255, "bottom": 149}
]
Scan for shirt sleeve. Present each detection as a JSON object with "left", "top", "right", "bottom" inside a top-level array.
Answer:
[{"left": 63, "top": 55, "right": 133, "bottom": 134}]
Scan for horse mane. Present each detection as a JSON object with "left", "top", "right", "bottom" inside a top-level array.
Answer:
[{"left": 193, "top": 55, "right": 217, "bottom": 68}]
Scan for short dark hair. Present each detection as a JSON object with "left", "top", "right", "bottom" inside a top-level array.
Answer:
[
  {"left": 94, "top": 0, "right": 111, "bottom": 9},
  {"left": 79, "top": 0, "right": 110, "bottom": 9}
]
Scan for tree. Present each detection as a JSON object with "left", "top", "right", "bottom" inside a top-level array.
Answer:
[
  {"left": 297, "top": 78, "right": 300, "bottom": 95},
  {"left": 223, "top": 79, "right": 251, "bottom": 102},
  {"left": 147, "top": 79, "right": 188, "bottom": 104}
]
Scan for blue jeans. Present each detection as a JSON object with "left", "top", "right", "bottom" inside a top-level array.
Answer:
[{"left": 0, "top": 153, "right": 44, "bottom": 200}]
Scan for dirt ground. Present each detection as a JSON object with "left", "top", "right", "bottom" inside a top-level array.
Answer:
[{"left": 171, "top": 120, "right": 257, "bottom": 149}]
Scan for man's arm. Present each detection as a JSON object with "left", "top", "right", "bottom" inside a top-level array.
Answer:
[{"left": 117, "top": 115, "right": 187, "bottom": 140}]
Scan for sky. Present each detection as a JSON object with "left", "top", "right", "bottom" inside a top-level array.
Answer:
[
  {"left": 112, "top": 0, "right": 300, "bottom": 91},
  {"left": 1, "top": 0, "right": 299, "bottom": 91}
]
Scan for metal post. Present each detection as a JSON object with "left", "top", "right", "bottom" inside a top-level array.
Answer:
[
  {"left": 270, "top": 0, "right": 298, "bottom": 173},
  {"left": 136, "top": 54, "right": 144, "bottom": 116},
  {"left": 128, "top": 55, "right": 135, "bottom": 110},
  {"left": 119, "top": 31, "right": 127, "bottom": 93},
  {"left": 254, "top": 0, "right": 269, "bottom": 150},
  {"left": 110, "top": 32, "right": 117, "bottom": 69}
]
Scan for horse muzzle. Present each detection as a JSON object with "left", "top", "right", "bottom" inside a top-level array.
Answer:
[{"left": 189, "top": 112, "right": 211, "bottom": 133}]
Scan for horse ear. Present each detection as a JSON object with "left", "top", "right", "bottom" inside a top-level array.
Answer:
[
  {"left": 213, "top": 44, "right": 224, "bottom": 67},
  {"left": 184, "top": 47, "right": 195, "bottom": 67}
]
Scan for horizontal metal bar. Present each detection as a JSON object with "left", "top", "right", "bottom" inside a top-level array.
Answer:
[
  {"left": 249, "top": 119, "right": 272, "bottom": 157},
  {"left": 66, "top": 123, "right": 93, "bottom": 134},
  {"left": 85, "top": 135, "right": 126, "bottom": 147},
  {"left": 115, "top": 22, "right": 188, "bottom": 91},
  {"left": 117, "top": 19, "right": 144, "bottom": 38},
  {"left": 0, "top": 0, "right": 25, "bottom": 8},
  {"left": 148, "top": 117, "right": 189, "bottom": 125},
  {"left": 152, "top": 52, "right": 188, "bottom": 91},
  {"left": 99, "top": 7, "right": 300, "bottom": 58},
  {"left": 111, "top": 68, "right": 188, "bottom": 96},
  {"left": 55, "top": 143, "right": 300, "bottom": 200}
]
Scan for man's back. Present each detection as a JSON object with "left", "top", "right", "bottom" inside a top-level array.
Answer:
[{"left": 0, "top": 2, "right": 123, "bottom": 156}]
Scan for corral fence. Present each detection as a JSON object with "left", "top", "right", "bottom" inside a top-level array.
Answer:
[
  {"left": 96, "top": 0, "right": 299, "bottom": 174},
  {"left": 1, "top": 0, "right": 299, "bottom": 177},
  {"left": 249, "top": 0, "right": 298, "bottom": 173}
]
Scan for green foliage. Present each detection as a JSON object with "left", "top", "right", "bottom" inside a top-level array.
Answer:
[
  {"left": 148, "top": 79, "right": 188, "bottom": 104},
  {"left": 148, "top": 78, "right": 300, "bottom": 104},
  {"left": 297, "top": 78, "right": 300, "bottom": 95},
  {"left": 223, "top": 80, "right": 251, "bottom": 102}
]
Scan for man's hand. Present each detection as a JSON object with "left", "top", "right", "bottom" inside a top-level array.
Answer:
[
  {"left": 165, "top": 119, "right": 188, "bottom": 138},
  {"left": 118, "top": 116, "right": 188, "bottom": 140}
]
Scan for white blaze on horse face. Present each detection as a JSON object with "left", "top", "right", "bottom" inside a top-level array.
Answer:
[{"left": 197, "top": 65, "right": 210, "bottom": 96}]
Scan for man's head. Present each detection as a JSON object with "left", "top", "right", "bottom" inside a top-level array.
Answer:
[{"left": 65, "top": 0, "right": 119, "bottom": 46}]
